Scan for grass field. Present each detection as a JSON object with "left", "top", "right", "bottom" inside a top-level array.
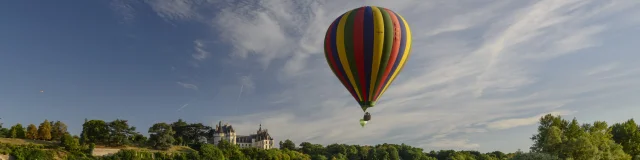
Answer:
[{"left": 0, "top": 137, "right": 58, "bottom": 146}]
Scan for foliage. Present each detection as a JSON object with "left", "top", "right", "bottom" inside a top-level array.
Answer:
[
  {"left": 170, "top": 119, "right": 211, "bottom": 146},
  {"left": 3, "top": 115, "right": 640, "bottom": 160},
  {"left": 25, "top": 124, "right": 38, "bottom": 140},
  {"left": 60, "top": 133, "right": 80, "bottom": 152},
  {"left": 280, "top": 139, "right": 296, "bottom": 150},
  {"left": 509, "top": 152, "right": 559, "bottom": 160},
  {"left": 148, "top": 122, "right": 175, "bottom": 150},
  {"left": 2, "top": 144, "right": 55, "bottom": 160},
  {"left": 611, "top": 119, "right": 640, "bottom": 157},
  {"left": 0, "top": 128, "right": 9, "bottom": 138},
  {"left": 80, "top": 119, "right": 109, "bottom": 145},
  {"left": 129, "top": 132, "right": 148, "bottom": 146},
  {"left": 530, "top": 114, "right": 631, "bottom": 159},
  {"left": 200, "top": 143, "right": 225, "bottom": 159},
  {"left": 37, "top": 119, "right": 52, "bottom": 140},
  {"left": 106, "top": 119, "right": 137, "bottom": 146},
  {"left": 8, "top": 123, "right": 26, "bottom": 138},
  {"left": 51, "top": 120, "right": 69, "bottom": 141}
]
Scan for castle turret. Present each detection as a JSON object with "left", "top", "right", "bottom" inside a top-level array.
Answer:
[{"left": 211, "top": 121, "right": 236, "bottom": 145}]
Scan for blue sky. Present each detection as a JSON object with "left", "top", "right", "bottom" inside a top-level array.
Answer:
[{"left": 2, "top": 0, "right": 640, "bottom": 153}]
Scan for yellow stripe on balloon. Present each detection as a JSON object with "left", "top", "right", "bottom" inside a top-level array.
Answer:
[
  {"left": 368, "top": 7, "right": 385, "bottom": 102},
  {"left": 336, "top": 10, "right": 363, "bottom": 101},
  {"left": 378, "top": 14, "right": 412, "bottom": 99}
]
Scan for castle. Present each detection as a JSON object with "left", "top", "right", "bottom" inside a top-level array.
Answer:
[{"left": 208, "top": 121, "right": 274, "bottom": 149}]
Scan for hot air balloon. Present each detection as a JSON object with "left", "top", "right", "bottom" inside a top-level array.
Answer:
[{"left": 323, "top": 6, "right": 412, "bottom": 127}]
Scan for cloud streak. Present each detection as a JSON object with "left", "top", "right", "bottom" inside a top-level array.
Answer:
[
  {"left": 177, "top": 82, "right": 198, "bottom": 90},
  {"left": 177, "top": 103, "right": 189, "bottom": 111},
  {"left": 110, "top": 0, "right": 136, "bottom": 24},
  {"left": 192, "top": 40, "right": 209, "bottom": 61},
  {"left": 486, "top": 111, "right": 573, "bottom": 130}
]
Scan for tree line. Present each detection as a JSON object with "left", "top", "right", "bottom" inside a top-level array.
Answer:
[
  {"left": 2, "top": 115, "right": 640, "bottom": 159},
  {"left": 0, "top": 119, "right": 68, "bottom": 141}
]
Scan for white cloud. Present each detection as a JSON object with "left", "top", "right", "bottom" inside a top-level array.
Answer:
[
  {"left": 135, "top": 0, "right": 640, "bottom": 152},
  {"left": 177, "top": 82, "right": 198, "bottom": 90},
  {"left": 585, "top": 62, "right": 619, "bottom": 76},
  {"left": 145, "top": 0, "right": 205, "bottom": 21},
  {"left": 486, "top": 111, "right": 573, "bottom": 130},
  {"left": 424, "top": 139, "right": 480, "bottom": 150}
]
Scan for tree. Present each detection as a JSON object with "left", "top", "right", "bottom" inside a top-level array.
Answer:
[
  {"left": 0, "top": 128, "right": 8, "bottom": 138},
  {"left": 8, "top": 123, "right": 26, "bottom": 138},
  {"left": 37, "top": 120, "right": 52, "bottom": 140},
  {"left": 200, "top": 144, "right": 225, "bottom": 160},
  {"left": 148, "top": 122, "right": 175, "bottom": 150},
  {"left": 60, "top": 133, "right": 80, "bottom": 152},
  {"left": 367, "top": 148, "right": 378, "bottom": 160},
  {"left": 129, "top": 132, "right": 148, "bottom": 146},
  {"left": 216, "top": 138, "right": 246, "bottom": 159},
  {"left": 509, "top": 152, "right": 559, "bottom": 160},
  {"left": 80, "top": 119, "right": 109, "bottom": 145},
  {"left": 531, "top": 114, "right": 568, "bottom": 153},
  {"left": 181, "top": 123, "right": 211, "bottom": 145},
  {"left": 529, "top": 115, "right": 631, "bottom": 159},
  {"left": 107, "top": 119, "right": 136, "bottom": 146},
  {"left": 26, "top": 124, "right": 38, "bottom": 139},
  {"left": 171, "top": 119, "right": 188, "bottom": 145},
  {"left": 611, "top": 119, "right": 640, "bottom": 156},
  {"left": 0, "top": 118, "right": 6, "bottom": 138},
  {"left": 280, "top": 139, "right": 296, "bottom": 150},
  {"left": 385, "top": 145, "right": 400, "bottom": 160},
  {"left": 51, "top": 121, "right": 68, "bottom": 141},
  {"left": 582, "top": 121, "right": 630, "bottom": 160},
  {"left": 488, "top": 151, "right": 507, "bottom": 159}
]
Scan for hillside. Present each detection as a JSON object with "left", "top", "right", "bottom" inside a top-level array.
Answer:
[
  {"left": 0, "top": 137, "right": 194, "bottom": 159},
  {"left": 0, "top": 138, "right": 57, "bottom": 146}
]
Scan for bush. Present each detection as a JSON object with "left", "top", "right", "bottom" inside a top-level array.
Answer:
[
  {"left": 509, "top": 152, "right": 560, "bottom": 160},
  {"left": 63, "top": 151, "right": 92, "bottom": 160},
  {"left": 99, "top": 149, "right": 154, "bottom": 160},
  {"left": 60, "top": 133, "right": 80, "bottom": 152},
  {"left": 87, "top": 143, "right": 95, "bottom": 155},
  {"left": 200, "top": 144, "right": 224, "bottom": 160},
  {"left": 8, "top": 145, "right": 54, "bottom": 160}
]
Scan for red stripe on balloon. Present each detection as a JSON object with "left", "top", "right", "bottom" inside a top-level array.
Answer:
[
  {"left": 374, "top": 9, "right": 402, "bottom": 100},
  {"left": 353, "top": 7, "right": 367, "bottom": 101}
]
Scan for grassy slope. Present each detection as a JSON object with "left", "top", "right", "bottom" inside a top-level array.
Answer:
[
  {"left": 0, "top": 137, "right": 195, "bottom": 157},
  {"left": 0, "top": 137, "right": 58, "bottom": 146}
]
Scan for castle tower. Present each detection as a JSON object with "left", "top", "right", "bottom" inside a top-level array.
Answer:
[{"left": 212, "top": 121, "right": 237, "bottom": 145}]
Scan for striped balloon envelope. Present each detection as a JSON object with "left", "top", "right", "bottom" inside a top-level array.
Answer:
[{"left": 323, "top": 6, "right": 412, "bottom": 126}]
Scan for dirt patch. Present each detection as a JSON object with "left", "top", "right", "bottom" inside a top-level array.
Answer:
[
  {"left": 92, "top": 148, "right": 121, "bottom": 157},
  {"left": 0, "top": 154, "right": 11, "bottom": 160}
]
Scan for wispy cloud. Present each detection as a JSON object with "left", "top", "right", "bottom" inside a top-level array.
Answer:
[
  {"left": 134, "top": 0, "right": 640, "bottom": 152},
  {"left": 192, "top": 40, "right": 209, "bottom": 61},
  {"left": 176, "top": 82, "right": 198, "bottom": 90},
  {"left": 145, "top": 0, "right": 205, "bottom": 22},
  {"left": 237, "top": 75, "right": 254, "bottom": 100},
  {"left": 177, "top": 103, "right": 189, "bottom": 111},
  {"left": 109, "top": 0, "right": 136, "bottom": 24},
  {"left": 585, "top": 62, "right": 619, "bottom": 76},
  {"left": 486, "top": 111, "right": 573, "bottom": 130},
  {"left": 425, "top": 139, "right": 480, "bottom": 150}
]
